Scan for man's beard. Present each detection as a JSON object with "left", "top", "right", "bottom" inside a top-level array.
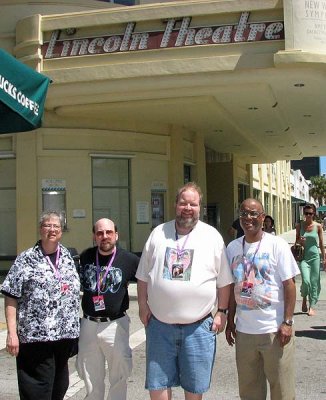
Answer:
[
  {"left": 176, "top": 214, "right": 198, "bottom": 230},
  {"left": 99, "top": 241, "right": 115, "bottom": 254}
]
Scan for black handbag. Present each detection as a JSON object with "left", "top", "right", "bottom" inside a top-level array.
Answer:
[{"left": 291, "top": 243, "right": 304, "bottom": 262}]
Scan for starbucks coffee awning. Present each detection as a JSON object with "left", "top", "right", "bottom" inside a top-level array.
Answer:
[{"left": 0, "top": 49, "right": 51, "bottom": 134}]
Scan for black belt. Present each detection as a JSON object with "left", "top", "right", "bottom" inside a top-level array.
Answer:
[{"left": 83, "top": 312, "right": 126, "bottom": 323}]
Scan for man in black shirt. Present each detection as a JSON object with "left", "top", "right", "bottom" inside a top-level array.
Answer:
[
  {"left": 76, "top": 218, "right": 139, "bottom": 400},
  {"left": 228, "top": 217, "right": 244, "bottom": 239}
]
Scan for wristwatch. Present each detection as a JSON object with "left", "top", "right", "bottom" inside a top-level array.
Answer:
[
  {"left": 282, "top": 319, "right": 294, "bottom": 326},
  {"left": 217, "top": 308, "right": 228, "bottom": 315}
]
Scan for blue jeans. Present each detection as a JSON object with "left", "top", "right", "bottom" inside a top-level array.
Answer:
[{"left": 145, "top": 315, "right": 216, "bottom": 394}]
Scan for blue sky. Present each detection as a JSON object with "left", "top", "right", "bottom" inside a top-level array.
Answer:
[{"left": 321, "top": 157, "right": 326, "bottom": 175}]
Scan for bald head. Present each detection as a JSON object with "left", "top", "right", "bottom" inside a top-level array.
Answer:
[
  {"left": 93, "top": 218, "right": 117, "bottom": 234},
  {"left": 240, "top": 198, "right": 264, "bottom": 213}
]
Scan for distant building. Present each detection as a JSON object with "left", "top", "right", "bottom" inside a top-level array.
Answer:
[
  {"left": 0, "top": 0, "right": 317, "bottom": 258},
  {"left": 290, "top": 169, "right": 317, "bottom": 226},
  {"left": 291, "top": 157, "right": 320, "bottom": 180}
]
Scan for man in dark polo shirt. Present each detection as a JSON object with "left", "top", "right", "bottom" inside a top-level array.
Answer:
[{"left": 76, "top": 218, "right": 139, "bottom": 400}]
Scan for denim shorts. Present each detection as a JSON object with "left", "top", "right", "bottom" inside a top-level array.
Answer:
[{"left": 145, "top": 314, "right": 216, "bottom": 393}]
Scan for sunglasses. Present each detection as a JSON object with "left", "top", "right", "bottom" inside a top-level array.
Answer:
[{"left": 304, "top": 212, "right": 314, "bottom": 216}]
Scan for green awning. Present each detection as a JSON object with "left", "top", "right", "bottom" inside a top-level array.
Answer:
[
  {"left": 317, "top": 205, "right": 326, "bottom": 212},
  {"left": 0, "top": 49, "right": 51, "bottom": 134}
]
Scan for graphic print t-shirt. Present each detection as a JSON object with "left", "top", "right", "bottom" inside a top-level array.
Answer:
[
  {"left": 163, "top": 246, "right": 194, "bottom": 281},
  {"left": 136, "top": 220, "right": 234, "bottom": 324},
  {"left": 226, "top": 233, "right": 300, "bottom": 334},
  {"left": 79, "top": 247, "right": 139, "bottom": 318},
  {"left": 230, "top": 246, "right": 272, "bottom": 310}
]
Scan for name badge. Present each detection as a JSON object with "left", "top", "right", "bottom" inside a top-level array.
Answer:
[
  {"left": 61, "top": 283, "right": 70, "bottom": 300},
  {"left": 93, "top": 295, "right": 106, "bottom": 311}
]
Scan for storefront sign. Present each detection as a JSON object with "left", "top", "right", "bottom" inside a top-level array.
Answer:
[
  {"left": 42, "top": 11, "right": 284, "bottom": 59},
  {"left": 42, "top": 178, "right": 66, "bottom": 191},
  {"left": 292, "top": 0, "right": 326, "bottom": 52},
  {"left": 136, "top": 201, "right": 149, "bottom": 224},
  {"left": 0, "top": 49, "right": 51, "bottom": 133}
]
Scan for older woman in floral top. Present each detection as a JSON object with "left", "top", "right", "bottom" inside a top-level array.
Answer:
[{"left": 1, "top": 211, "right": 80, "bottom": 400}]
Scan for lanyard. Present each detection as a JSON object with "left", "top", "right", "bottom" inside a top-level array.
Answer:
[
  {"left": 45, "top": 246, "right": 61, "bottom": 281},
  {"left": 242, "top": 233, "right": 264, "bottom": 268},
  {"left": 96, "top": 248, "right": 116, "bottom": 294},
  {"left": 175, "top": 230, "right": 191, "bottom": 259}
]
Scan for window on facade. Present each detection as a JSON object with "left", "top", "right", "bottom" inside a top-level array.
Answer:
[
  {"left": 0, "top": 159, "right": 16, "bottom": 256},
  {"left": 238, "top": 183, "right": 249, "bottom": 204},
  {"left": 264, "top": 193, "right": 270, "bottom": 214},
  {"left": 253, "top": 188, "right": 261, "bottom": 201},
  {"left": 92, "top": 158, "right": 130, "bottom": 250},
  {"left": 184, "top": 165, "right": 192, "bottom": 183}
]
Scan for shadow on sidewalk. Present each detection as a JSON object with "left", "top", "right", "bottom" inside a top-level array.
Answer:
[{"left": 295, "top": 326, "right": 326, "bottom": 340}]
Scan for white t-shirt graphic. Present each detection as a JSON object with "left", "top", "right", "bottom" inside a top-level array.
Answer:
[{"left": 227, "top": 233, "right": 300, "bottom": 334}]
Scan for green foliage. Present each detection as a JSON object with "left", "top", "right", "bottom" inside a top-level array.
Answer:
[{"left": 309, "top": 175, "right": 326, "bottom": 205}]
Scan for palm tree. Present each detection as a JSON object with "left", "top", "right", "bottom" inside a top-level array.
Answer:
[{"left": 309, "top": 175, "right": 326, "bottom": 205}]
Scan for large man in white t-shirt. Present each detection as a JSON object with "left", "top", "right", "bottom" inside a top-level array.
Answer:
[
  {"left": 226, "top": 198, "right": 300, "bottom": 400},
  {"left": 136, "top": 182, "right": 233, "bottom": 400}
]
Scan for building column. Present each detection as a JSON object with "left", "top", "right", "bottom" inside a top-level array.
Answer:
[
  {"left": 231, "top": 155, "right": 239, "bottom": 213},
  {"left": 168, "top": 125, "right": 184, "bottom": 217},
  {"left": 16, "top": 131, "right": 38, "bottom": 252},
  {"left": 192, "top": 132, "right": 207, "bottom": 207},
  {"left": 192, "top": 133, "right": 207, "bottom": 221}
]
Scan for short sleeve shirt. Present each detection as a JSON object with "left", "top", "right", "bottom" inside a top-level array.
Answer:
[
  {"left": 1, "top": 242, "right": 80, "bottom": 343},
  {"left": 136, "top": 220, "right": 233, "bottom": 324},
  {"left": 79, "top": 246, "right": 139, "bottom": 318},
  {"left": 226, "top": 233, "right": 300, "bottom": 333}
]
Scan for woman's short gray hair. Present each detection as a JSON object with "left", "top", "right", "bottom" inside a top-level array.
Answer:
[{"left": 39, "top": 211, "right": 63, "bottom": 228}]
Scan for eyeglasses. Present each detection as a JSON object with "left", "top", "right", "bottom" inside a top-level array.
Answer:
[
  {"left": 239, "top": 211, "right": 263, "bottom": 219},
  {"left": 304, "top": 212, "right": 314, "bottom": 216},
  {"left": 95, "top": 230, "right": 116, "bottom": 238},
  {"left": 42, "top": 224, "right": 61, "bottom": 231}
]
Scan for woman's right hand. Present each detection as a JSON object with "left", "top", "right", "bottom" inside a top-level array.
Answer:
[
  {"left": 6, "top": 332, "right": 19, "bottom": 357},
  {"left": 298, "top": 236, "right": 306, "bottom": 247}
]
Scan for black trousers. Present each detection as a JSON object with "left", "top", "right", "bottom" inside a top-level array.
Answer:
[{"left": 16, "top": 339, "right": 75, "bottom": 400}]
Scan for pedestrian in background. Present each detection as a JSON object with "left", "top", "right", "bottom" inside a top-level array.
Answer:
[
  {"left": 323, "top": 214, "right": 326, "bottom": 231},
  {"left": 137, "top": 182, "right": 233, "bottom": 400},
  {"left": 295, "top": 204, "right": 326, "bottom": 316},
  {"left": 263, "top": 215, "right": 276, "bottom": 235},
  {"left": 76, "top": 218, "right": 139, "bottom": 400},
  {"left": 1, "top": 211, "right": 80, "bottom": 400},
  {"left": 228, "top": 217, "right": 244, "bottom": 239},
  {"left": 226, "top": 198, "right": 300, "bottom": 400}
]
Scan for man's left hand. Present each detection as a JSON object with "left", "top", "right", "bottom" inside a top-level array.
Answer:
[{"left": 278, "top": 323, "right": 292, "bottom": 347}]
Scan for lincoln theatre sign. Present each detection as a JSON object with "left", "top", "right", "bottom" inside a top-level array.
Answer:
[{"left": 42, "top": 12, "right": 284, "bottom": 59}]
